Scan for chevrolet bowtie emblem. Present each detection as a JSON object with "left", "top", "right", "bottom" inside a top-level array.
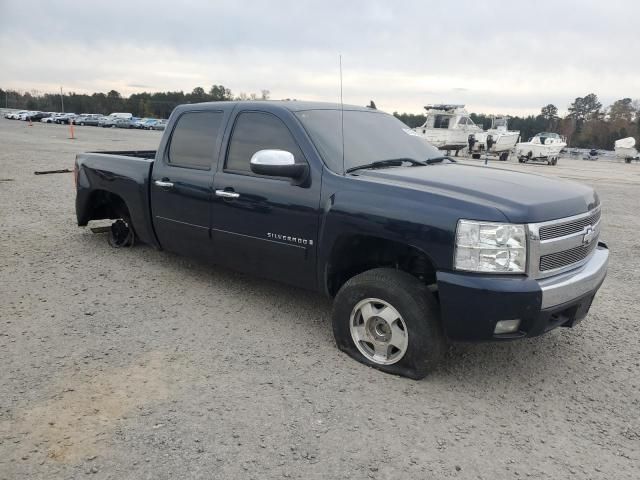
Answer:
[{"left": 582, "top": 226, "right": 595, "bottom": 245}]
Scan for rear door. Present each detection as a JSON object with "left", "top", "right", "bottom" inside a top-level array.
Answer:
[
  {"left": 211, "top": 108, "right": 322, "bottom": 290},
  {"left": 150, "top": 108, "right": 230, "bottom": 259}
]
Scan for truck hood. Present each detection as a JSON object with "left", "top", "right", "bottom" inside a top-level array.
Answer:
[{"left": 356, "top": 163, "right": 599, "bottom": 223}]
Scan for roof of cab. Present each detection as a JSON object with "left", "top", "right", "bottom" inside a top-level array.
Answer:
[{"left": 176, "top": 100, "right": 378, "bottom": 113}]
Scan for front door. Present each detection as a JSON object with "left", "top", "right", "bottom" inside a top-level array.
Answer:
[
  {"left": 211, "top": 109, "right": 321, "bottom": 290},
  {"left": 150, "top": 109, "right": 227, "bottom": 259}
]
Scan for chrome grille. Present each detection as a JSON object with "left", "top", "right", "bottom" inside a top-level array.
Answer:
[
  {"left": 539, "top": 209, "right": 601, "bottom": 240},
  {"left": 539, "top": 240, "right": 598, "bottom": 271},
  {"left": 527, "top": 206, "right": 602, "bottom": 279}
]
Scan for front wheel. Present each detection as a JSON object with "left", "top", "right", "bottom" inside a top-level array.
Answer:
[{"left": 332, "top": 268, "right": 445, "bottom": 379}]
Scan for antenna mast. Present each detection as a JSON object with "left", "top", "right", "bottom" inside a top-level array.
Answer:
[{"left": 339, "top": 54, "right": 345, "bottom": 175}]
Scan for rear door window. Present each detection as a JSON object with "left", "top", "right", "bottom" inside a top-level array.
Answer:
[{"left": 168, "top": 111, "right": 224, "bottom": 169}]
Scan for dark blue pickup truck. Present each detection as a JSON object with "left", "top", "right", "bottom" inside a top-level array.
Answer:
[{"left": 75, "top": 101, "right": 609, "bottom": 378}]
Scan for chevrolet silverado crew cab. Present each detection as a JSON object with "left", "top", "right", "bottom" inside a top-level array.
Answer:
[{"left": 75, "top": 101, "right": 609, "bottom": 379}]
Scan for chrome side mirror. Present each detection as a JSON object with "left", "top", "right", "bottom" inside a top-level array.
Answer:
[{"left": 250, "top": 149, "right": 308, "bottom": 180}]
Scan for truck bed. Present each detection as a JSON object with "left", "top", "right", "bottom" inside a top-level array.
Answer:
[
  {"left": 83, "top": 150, "right": 156, "bottom": 159},
  {"left": 75, "top": 150, "right": 157, "bottom": 247}
]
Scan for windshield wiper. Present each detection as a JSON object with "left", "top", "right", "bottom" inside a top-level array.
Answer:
[
  {"left": 424, "top": 156, "right": 456, "bottom": 164},
  {"left": 345, "top": 158, "right": 427, "bottom": 174}
]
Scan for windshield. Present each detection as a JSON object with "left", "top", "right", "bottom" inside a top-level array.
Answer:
[{"left": 295, "top": 109, "right": 441, "bottom": 174}]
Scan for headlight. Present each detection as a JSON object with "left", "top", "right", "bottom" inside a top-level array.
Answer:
[{"left": 454, "top": 220, "right": 527, "bottom": 273}]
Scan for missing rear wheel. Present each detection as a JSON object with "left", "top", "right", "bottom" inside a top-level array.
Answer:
[{"left": 108, "top": 219, "right": 135, "bottom": 248}]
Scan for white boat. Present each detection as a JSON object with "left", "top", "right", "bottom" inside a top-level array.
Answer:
[
  {"left": 614, "top": 137, "right": 638, "bottom": 162},
  {"left": 468, "top": 116, "right": 520, "bottom": 161},
  {"left": 516, "top": 132, "right": 566, "bottom": 165},
  {"left": 412, "top": 104, "right": 482, "bottom": 154}
]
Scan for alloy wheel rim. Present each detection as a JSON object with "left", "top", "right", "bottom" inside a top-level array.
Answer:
[{"left": 349, "top": 298, "right": 408, "bottom": 365}]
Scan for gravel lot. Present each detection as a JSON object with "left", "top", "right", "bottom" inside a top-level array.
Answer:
[{"left": 1, "top": 119, "right": 638, "bottom": 480}]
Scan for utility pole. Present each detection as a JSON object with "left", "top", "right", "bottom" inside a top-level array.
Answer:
[{"left": 60, "top": 86, "right": 64, "bottom": 113}]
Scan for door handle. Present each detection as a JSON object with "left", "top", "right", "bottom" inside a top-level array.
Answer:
[
  {"left": 154, "top": 180, "right": 174, "bottom": 189},
  {"left": 215, "top": 189, "right": 240, "bottom": 199}
]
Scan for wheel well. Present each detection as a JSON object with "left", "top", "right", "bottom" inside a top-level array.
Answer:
[
  {"left": 85, "top": 190, "right": 131, "bottom": 223},
  {"left": 326, "top": 235, "right": 437, "bottom": 297}
]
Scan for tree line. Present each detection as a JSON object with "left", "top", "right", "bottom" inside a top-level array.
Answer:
[
  {"left": 394, "top": 94, "right": 640, "bottom": 150},
  {"left": 2, "top": 85, "right": 638, "bottom": 150},
  {"left": 0, "top": 85, "right": 269, "bottom": 120}
]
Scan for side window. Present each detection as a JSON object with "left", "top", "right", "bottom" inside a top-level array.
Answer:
[
  {"left": 434, "top": 115, "right": 450, "bottom": 129},
  {"left": 226, "top": 112, "right": 305, "bottom": 174},
  {"left": 168, "top": 111, "right": 223, "bottom": 169}
]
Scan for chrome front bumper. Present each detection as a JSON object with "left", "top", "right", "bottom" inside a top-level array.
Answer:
[{"left": 538, "top": 243, "right": 609, "bottom": 309}]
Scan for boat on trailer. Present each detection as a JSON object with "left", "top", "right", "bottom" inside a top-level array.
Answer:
[
  {"left": 515, "top": 132, "right": 566, "bottom": 165},
  {"left": 614, "top": 137, "right": 639, "bottom": 163},
  {"left": 468, "top": 116, "right": 520, "bottom": 161},
  {"left": 412, "top": 104, "right": 482, "bottom": 154}
]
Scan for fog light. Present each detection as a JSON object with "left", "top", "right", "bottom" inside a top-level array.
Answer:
[{"left": 494, "top": 319, "right": 521, "bottom": 334}]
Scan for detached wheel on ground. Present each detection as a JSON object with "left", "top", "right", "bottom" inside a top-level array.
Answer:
[{"left": 332, "top": 268, "right": 446, "bottom": 379}]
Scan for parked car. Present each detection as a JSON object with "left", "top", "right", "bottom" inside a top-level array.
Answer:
[
  {"left": 56, "top": 113, "right": 77, "bottom": 125},
  {"left": 135, "top": 118, "right": 159, "bottom": 130},
  {"left": 7, "top": 110, "right": 29, "bottom": 119},
  {"left": 42, "top": 113, "right": 63, "bottom": 123},
  {"left": 108, "top": 112, "right": 133, "bottom": 120},
  {"left": 151, "top": 119, "right": 167, "bottom": 130},
  {"left": 133, "top": 118, "right": 151, "bottom": 128},
  {"left": 75, "top": 100, "right": 609, "bottom": 379},
  {"left": 115, "top": 118, "right": 134, "bottom": 129},
  {"left": 76, "top": 114, "right": 101, "bottom": 126},
  {"left": 26, "top": 111, "right": 51, "bottom": 121},
  {"left": 18, "top": 111, "right": 37, "bottom": 120},
  {"left": 18, "top": 111, "right": 42, "bottom": 120},
  {"left": 100, "top": 116, "right": 119, "bottom": 128}
]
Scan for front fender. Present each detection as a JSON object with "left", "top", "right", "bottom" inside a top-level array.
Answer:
[{"left": 316, "top": 171, "right": 510, "bottom": 296}]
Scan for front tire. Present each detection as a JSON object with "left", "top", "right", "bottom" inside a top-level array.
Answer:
[{"left": 332, "top": 268, "right": 445, "bottom": 379}]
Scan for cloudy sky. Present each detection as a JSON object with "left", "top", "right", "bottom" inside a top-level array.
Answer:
[{"left": 1, "top": 0, "right": 638, "bottom": 115}]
